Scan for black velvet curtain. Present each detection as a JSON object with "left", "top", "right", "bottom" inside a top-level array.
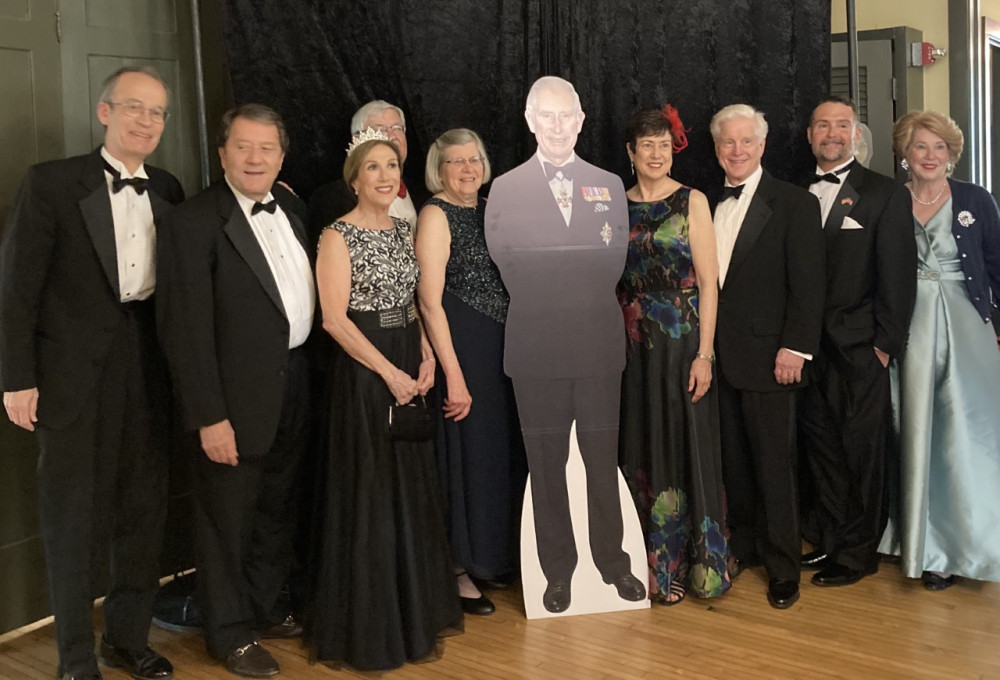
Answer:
[{"left": 220, "top": 0, "right": 830, "bottom": 199}]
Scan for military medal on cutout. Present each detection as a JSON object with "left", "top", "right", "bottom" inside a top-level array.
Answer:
[
  {"left": 556, "top": 186, "right": 572, "bottom": 209},
  {"left": 600, "top": 221, "right": 612, "bottom": 246}
]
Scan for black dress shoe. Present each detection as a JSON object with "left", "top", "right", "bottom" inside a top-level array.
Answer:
[
  {"left": 98, "top": 636, "right": 173, "bottom": 680},
  {"left": 460, "top": 594, "right": 496, "bottom": 616},
  {"left": 767, "top": 579, "right": 800, "bottom": 609},
  {"left": 801, "top": 549, "right": 830, "bottom": 571},
  {"left": 473, "top": 574, "right": 517, "bottom": 590},
  {"left": 60, "top": 674, "right": 103, "bottom": 680},
  {"left": 542, "top": 580, "right": 572, "bottom": 613},
  {"left": 603, "top": 573, "right": 647, "bottom": 601},
  {"left": 258, "top": 613, "right": 303, "bottom": 638},
  {"left": 811, "top": 563, "right": 866, "bottom": 587},
  {"left": 922, "top": 571, "right": 958, "bottom": 591},
  {"left": 224, "top": 642, "right": 279, "bottom": 678}
]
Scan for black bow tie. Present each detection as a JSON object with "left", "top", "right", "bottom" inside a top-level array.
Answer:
[
  {"left": 544, "top": 161, "right": 574, "bottom": 181},
  {"left": 810, "top": 161, "right": 855, "bottom": 185},
  {"left": 251, "top": 200, "right": 277, "bottom": 215},
  {"left": 721, "top": 184, "right": 745, "bottom": 201},
  {"left": 810, "top": 172, "right": 841, "bottom": 185},
  {"left": 104, "top": 161, "right": 149, "bottom": 195}
]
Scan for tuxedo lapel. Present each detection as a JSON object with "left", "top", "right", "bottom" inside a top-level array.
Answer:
[
  {"left": 77, "top": 152, "right": 119, "bottom": 297},
  {"left": 824, "top": 166, "right": 862, "bottom": 235},
  {"left": 218, "top": 187, "right": 287, "bottom": 320},
  {"left": 147, "top": 183, "right": 172, "bottom": 223},
  {"left": 728, "top": 185, "right": 772, "bottom": 279}
]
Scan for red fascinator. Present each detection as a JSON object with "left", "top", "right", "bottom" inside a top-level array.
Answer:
[{"left": 661, "top": 104, "right": 689, "bottom": 153}]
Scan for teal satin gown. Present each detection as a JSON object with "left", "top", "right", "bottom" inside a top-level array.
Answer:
[{"left": 880, "top": 199, "right": 1000, "bottom": 580}]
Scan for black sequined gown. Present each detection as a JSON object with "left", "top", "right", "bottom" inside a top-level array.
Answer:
[{"left": 427, "top": 197, "right": 527, "bottom": 581}]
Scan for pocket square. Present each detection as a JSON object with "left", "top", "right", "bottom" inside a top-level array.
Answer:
[{"left": 840, "top": 216, "right": 864, "bottom": 230}]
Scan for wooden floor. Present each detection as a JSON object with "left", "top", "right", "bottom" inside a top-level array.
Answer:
[{"left": 2, "top": 564, "right": 999, "bottom": 680}]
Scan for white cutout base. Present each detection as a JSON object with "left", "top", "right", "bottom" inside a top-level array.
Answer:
[{"left": 521, "top": 421, "right": 650, "bottom": 619}]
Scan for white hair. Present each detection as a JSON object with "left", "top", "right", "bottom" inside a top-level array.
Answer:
[
  {"left": 525, "top": 76, "right": 582, "bottom": 117},
  {"left": 350, "top": 100, "right": 406, "bottom": 134},
  {"left": 710, "top": 104, "right": 768, "bottom": 143}
]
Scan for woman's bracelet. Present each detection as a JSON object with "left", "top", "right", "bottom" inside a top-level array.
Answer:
[{"left": 695, "top": 352, "right": 715, "bottom": 363}]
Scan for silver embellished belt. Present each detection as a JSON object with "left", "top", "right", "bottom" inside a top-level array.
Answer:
[
  {"left": 348, "top": 301, "right": 417, "bottom": 330},
  {"left": 916, "top": 270, "right": 964, "bottom": 281}
]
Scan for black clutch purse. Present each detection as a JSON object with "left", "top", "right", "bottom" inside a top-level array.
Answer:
[{"left": 387, "top": 396, "right": 436, "bottom": 442}]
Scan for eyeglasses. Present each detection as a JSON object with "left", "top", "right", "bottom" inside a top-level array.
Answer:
[
  {"left": 105, "top": 100, "right": 171, "bottom": 124},
  {"left": 370, "top": 123, "right": 405, "bottom": 135},
  {"left": 443, "top": 156, "right": 484, "bottom": 168}
]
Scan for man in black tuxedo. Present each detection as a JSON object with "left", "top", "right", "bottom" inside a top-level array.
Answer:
[
  {"left": 707, "top": 104, "right": 825, "bottom": 609},
  {"left": 307, "top": 100, "right": 426, "bottom": 243},
  {"left": 485, "top": 76, "right": 645, "bottom": 614},
  {"left": 798, "top": 96, "right": 916, "bottom": 586},
  {"left": 0, "top": 66, "right": 182, "bottom": 680},
  {"left": 157, "top": 104, "right": 314, "bottom": 678}
]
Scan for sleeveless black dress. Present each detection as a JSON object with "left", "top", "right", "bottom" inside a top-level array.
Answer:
[{"left": 306, "top": 218, "right": 462, "bottom": 671}]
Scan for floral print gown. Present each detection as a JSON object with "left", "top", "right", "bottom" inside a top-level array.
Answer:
[{"left": 617, "top": 188, "right": 732, "bottom": 601}]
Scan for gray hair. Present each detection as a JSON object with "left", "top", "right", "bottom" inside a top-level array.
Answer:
[
  {"left": 350, "top": 100, "right": 407, "bottom": 134},
  {"left": 99, "top": 66, "right": 170, "bottom": 105},
  {"left": 525, "top": 76, "right": 582, "bottom": 117},
  {"left": 710, "top": 104, "right": 768, "bottom": 143},
  {"left": 425, "top": 128, "right": 492, "bottom": 194},
  {"left": 217, "top": 103, "right": 289, "bottom": 153}
]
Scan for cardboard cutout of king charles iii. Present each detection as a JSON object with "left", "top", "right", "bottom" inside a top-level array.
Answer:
[{"left": 485, "top": 76, "right": 648, "bottom": 618}]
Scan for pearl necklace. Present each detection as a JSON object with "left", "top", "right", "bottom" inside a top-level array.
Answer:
[{"left": 908, "top": 182, "right": 947, "bottom": 206}]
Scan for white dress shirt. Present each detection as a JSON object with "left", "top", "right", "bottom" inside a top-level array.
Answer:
[
  {"left": 713, "top": 164, "right": 763, "bottom": 288},
  {"left": 227, "top": 178, "right": 315, "bottom": 349},
  {"left": 390, "top": 192, "right": 417, "bottom": 229},
  {"left": 808, "top": 157, "right": 854, "bottom": 225},
  {"left": 537, "top": 150, "right": 576, "bottom": 226},
  {"left": 102, "top": 147, "right": 155, "bottom": 302}
]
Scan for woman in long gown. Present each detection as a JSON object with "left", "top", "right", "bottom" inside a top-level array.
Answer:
[
  {"left": 415, "top": 129, "right": 526, "bottom": 616},
  {"left": 617, "top": 106, "right": 731, "bottom": 605},
  {"left": 306, "top": 131, "right": 462, "bottom": 671},
  {"left": 879, "top": 111, "right": 1000, "bottom": 590}
]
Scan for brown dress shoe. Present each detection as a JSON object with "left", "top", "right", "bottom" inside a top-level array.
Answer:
[{"left": 224, "top": 641, "right": 279, "bottom": 678}]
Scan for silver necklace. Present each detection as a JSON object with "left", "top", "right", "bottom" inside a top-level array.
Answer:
[{"left": 908, "top": 182, "right": 947, "bottom": 206}]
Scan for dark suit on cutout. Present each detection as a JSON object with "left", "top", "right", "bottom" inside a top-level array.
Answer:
[
  {"left": 485, "top": 156, "right": 631, "bottom": 588},
  {"left": 798, "top": 163, "right": 916, "bottom": 573},
  {"left": 707, "top": 169, "right": 825, "bottom": 582},
  {"left": 0, "top": 148, "right": 183, "bottom": 676},
  {"left": 156, "top": 181, "right": 313, "bottom": 658}
]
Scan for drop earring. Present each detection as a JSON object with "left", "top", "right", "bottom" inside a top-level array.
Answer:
[
  {"left": 900, "top": 158, "right": 910, "bottom": 171},
  {"left": 946, "top": 161, "right": 953, "bottom": 173},
  {"left": 630, "top": 162, "right": 634, "bottom": 175}
]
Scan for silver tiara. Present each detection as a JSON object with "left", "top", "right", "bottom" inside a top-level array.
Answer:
[{"left": 346, "top": 127, "right": 391, "bottom": 157}]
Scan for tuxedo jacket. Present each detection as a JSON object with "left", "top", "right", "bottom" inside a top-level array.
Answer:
[
  {"left": 156, "top": 181, "right": 312, "bottom": 459},
  {"left": 803, "top": 163, "right": 916, "bottom": 377},
  {"left": 485, "top": 156, "right": 628, "bottom": 380},
  {"left": 0, "top": 148, "right": 183, "bottom": 429},
  {"left": 707, "top": 170, "right": 825, "bottom": 392}
]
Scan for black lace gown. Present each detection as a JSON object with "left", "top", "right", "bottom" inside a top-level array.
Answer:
[{"left": 306, "top": 218, "right": 462, "bottom": 672}]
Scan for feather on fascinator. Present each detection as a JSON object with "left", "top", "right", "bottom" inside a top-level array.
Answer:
[{"left": 661, "top": 104, "right": 689, "bottom": 153}]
